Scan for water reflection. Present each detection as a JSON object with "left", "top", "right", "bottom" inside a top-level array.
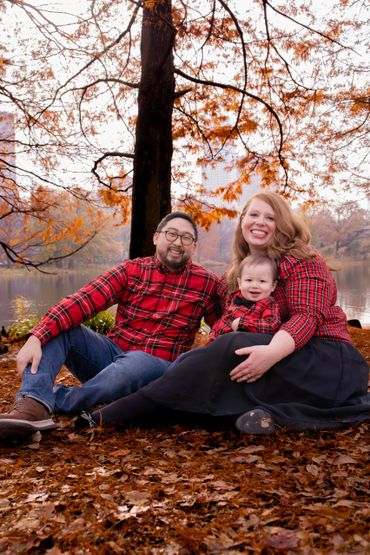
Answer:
[
  {"left": 0, "top": 268, "right": 106, "bottom": 327},
  {"left": 334, "top": 263, "right": 370, "bottom": 325},
  {"left": 0, "top": 262, "right": 369, "bottom": 327}
]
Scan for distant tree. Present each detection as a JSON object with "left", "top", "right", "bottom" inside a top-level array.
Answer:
[
  {"left": 0, "top": 152, "right": 102, "bottom": 268},
  {"left": 196, "top": 218, "right": 235, "bottom": 269},
  {"left": 307, "top": 208, "right": 337, "bottom": 252},
  {"left": 307, "top": 201, "right": 370, "bottom": 258},
  {"left": 69, "top": 217, "right": 129, "bottom": 267},
  {"left": 1, "top": 0, "right": 369, "bottom": 265},
  {"left": 1, "top": 186, "right": 106, "bottom": 268}
]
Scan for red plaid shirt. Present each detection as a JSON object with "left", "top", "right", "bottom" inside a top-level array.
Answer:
[
  {"left": 273, "top": 254, "right": 352, "bottom": 350},
  {"left": 209, "top": 294, "right": 281, "bottom": 340},
  {"left": 31, "top": 256, "right": 223, "bottom": 361}
]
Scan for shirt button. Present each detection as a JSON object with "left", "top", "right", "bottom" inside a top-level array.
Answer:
[{"left": 153, "top": 312, "right": 161, "bottom": 319}]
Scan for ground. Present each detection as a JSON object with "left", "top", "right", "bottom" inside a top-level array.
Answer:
[{"left": 0, "top": 329, "right": 369, "bottom": 554}]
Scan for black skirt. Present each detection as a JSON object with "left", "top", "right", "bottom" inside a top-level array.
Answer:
[{"left": 141, "top": 332, "right": 370, "bottom": 431}]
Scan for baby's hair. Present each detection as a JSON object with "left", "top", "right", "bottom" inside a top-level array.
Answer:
[{"left": 238, "top": 254, "right": 278, "bottom": 281}]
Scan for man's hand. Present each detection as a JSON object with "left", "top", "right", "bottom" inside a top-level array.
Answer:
[{"left": 16, "top": 335, "right": 42, "bottom": 377}]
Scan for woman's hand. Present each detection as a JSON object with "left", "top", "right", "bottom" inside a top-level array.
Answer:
[
  {"left": 229, "top": 344, "right": 276, "bottom": 382},
  {"left": 230, "top": 330, "right": 295, "bottom": 383},
  {"left": 16, "top": 335, "right": 42, "bottom": 378}
]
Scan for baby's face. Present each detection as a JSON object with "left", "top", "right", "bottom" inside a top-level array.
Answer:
[{"left": 237, "top": 262, "right": 276, "bottom": 302}]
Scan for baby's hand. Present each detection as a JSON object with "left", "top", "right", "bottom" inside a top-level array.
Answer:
[{"left": 231, "top": 318, "right": 240, "bottom": 331}]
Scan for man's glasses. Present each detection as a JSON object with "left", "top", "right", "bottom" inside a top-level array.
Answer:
[{"left": 158, "top": 229, "right": 196, "bottom": 246}]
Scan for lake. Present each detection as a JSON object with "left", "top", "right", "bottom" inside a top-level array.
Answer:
[{"left": 0, "top": 261, "right": 369, "bottom": 328}]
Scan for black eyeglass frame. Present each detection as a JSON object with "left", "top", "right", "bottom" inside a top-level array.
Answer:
[{"left": 157, "top": 229, "right": 196, "bottom": 246}]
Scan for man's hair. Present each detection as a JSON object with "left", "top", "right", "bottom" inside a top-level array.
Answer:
[
  {"left": 156, "top": 212, "right": 198, "bottom": 242},
  {"left": 238, "top": 254, "right": 278, "bottom": 281}
]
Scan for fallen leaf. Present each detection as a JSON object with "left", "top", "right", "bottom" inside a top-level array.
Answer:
[
  {"left": 332, "top": 499, "right": 355, "bottom": 508},
  {"left": 264, "top": 530, "right": 300, "bottom": 549},
  {"left": 109, "top": 448, "right": 131, "bottom": 457},
  {"left": 332, "top": 455, "right": 357, "bottom": 465},
  {"left": 125, "top": 490, "right": 151, "bottom": 505}
]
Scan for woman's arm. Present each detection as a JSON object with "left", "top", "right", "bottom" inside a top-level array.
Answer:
[{"left": 276, "top": 256, "right": 334, "bottom": 350}]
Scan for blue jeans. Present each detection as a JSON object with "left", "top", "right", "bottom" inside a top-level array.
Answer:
[{"left": 18, "top": 325, "right": 170, "bottom": 414}]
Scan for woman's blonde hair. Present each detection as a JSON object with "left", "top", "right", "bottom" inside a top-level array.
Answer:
[{"left": 227, "top": 191, "right": 316, "bottom": 290}]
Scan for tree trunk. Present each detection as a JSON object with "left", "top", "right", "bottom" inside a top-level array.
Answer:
[{"left": 129, "top": 0, "right": 175, "bottom": 258}]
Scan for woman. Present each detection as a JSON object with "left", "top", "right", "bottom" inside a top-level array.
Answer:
[{"left": 77, "top": 192, "right": 370, "bottom": 434}]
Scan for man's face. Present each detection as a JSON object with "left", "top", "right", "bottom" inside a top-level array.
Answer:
[{"left": 153, "top": 217, "right": 197, "bottom": 271}]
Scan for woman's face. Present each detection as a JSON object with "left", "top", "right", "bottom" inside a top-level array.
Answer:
[{"left": 241, "top": 198, "right": 276, "bottom": 253}]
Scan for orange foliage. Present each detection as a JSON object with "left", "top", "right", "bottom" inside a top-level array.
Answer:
[{"left": 1, "top": 0, "right": 369, "bottom": 264}]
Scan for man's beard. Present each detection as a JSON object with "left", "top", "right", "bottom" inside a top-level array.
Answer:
[{"left": 159, "top": 247, "right": 189, "bottom": 270}]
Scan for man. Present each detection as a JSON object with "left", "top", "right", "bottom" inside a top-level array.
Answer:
[{"left": 0, "top": 212, "right": 224, "bottom": 440}]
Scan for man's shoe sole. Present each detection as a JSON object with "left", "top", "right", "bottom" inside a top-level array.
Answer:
[{"left": 0, "top": 418, "right": 59, "bottom": 441}]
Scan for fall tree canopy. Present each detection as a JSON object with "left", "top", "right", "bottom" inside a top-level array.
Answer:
[{"left": 0, "top": 0, "right": 369, "bottom": 264}]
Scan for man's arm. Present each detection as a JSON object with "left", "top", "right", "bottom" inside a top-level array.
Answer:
[
  {"left": 31, "top": 263, "right": 128, "bottom": 346},
  {"left": 204, "top": 278, "right": 229, "bottom": 328},
  {"left": 18, "top": 263, "right": 129, "bottom": 376}
]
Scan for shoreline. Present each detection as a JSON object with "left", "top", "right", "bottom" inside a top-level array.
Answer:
[{"left": 1, "top": 260, "right": 369, "bottom": 328}]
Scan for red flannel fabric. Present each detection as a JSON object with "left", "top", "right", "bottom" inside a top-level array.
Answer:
[
  {"left": 209, "top": 294, "right": 281, "bottom": 340},
  {"left": 273, "top": 254, "right": 352, "bottom": 350},
  {"left": 31, "top": 256, "right": 223, "bottom": 361}
]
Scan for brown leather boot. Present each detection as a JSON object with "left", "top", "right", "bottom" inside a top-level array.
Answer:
[{"left": 0, "top": 397, "right": 58, "bottom": 441}]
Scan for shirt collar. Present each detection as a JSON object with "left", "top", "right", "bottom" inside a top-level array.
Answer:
[{"left": 233, "top": 293, "right": 255, "bottom": 308}]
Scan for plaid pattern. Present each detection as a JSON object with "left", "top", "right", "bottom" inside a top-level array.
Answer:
[
  {"left": 273, "top": 255, "right": 352, "bottom": 350},
  {"left": 31, "top": 256, "right": 223, "bottom": 361},
  {"left": 209, "top": 295, "right": 281, "bottom": 340}
]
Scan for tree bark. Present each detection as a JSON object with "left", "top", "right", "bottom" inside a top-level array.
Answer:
[{"left": 129, "top": 0, "right": 175, "bottom": 258}]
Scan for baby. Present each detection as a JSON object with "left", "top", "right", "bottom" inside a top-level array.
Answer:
[{"left": 209, "top": 254, "right": 281, "bottom": 340}]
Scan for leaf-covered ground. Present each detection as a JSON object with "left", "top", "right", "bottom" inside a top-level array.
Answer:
[{"left": 0, "top": 329, "right": 369, "bottom": 554}]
